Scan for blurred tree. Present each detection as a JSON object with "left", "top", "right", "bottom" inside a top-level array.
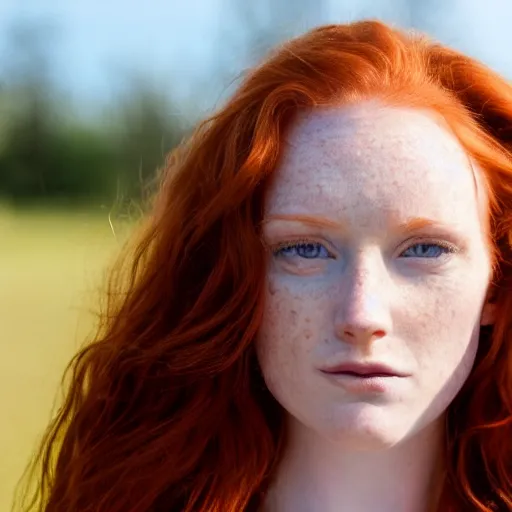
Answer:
[
  {"left": 0, "top": 18, "right": 187, "bottom": 206},
  {"left": 109, "top": 77, "right": 186, "bottom": 203},
  {"left": 0, "top": 19, "right": 116, "bottom": 203},
  {"left": 0, "top": 19, "right": 60, "bottom": 200},
  {"left": 0, "top": 108, "right": 117, "bottom": 203}
]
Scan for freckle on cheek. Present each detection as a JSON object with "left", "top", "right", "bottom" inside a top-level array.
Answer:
[{"left": 268, "top": 282, "right": 277, "bottom": 296}]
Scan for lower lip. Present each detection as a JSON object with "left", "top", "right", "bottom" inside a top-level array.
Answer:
[{"left": 320, "top": 371, "right": 403, "bottom": 393}]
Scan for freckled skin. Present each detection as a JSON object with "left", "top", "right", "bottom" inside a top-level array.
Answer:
[{"left": 257, "top": 102, "right": 494, "bottom": 457}]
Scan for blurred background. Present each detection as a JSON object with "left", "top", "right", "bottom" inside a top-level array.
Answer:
[{"left": 1, "top": 0, "right": 510, "bottom": 508}]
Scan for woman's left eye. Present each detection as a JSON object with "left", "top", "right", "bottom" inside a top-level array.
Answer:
[
  {"left": 400, "top": 242, "right": 455, "bottom": 259},
  {"left": 273, "top": 241, "right": 333, "bottom": 260}
]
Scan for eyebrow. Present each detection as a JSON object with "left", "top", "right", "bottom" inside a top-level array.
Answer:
[
  {"left": 262, "top": 214, "right": 340, "bottom": 229},
  {"left": 262, "top": 213, "right": 456, "bottom": 234}
]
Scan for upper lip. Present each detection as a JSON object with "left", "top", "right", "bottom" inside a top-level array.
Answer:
[{"left": 320, "top": 362, "right": 408, "bottom": 377}]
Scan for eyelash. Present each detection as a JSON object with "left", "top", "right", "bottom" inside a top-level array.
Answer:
[
  {"left": 400, "top": 240, "right": 458, "bottom": 258},
  {"left": 272, "top": 238, "right": 335, "bottom": 260},
  {"left": 271, "top": 238, "right": 459, "bottom": 260}
]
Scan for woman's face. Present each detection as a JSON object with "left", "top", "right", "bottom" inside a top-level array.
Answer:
[{"left": 257, "top": 102, "right": 495, "bottom": 449}]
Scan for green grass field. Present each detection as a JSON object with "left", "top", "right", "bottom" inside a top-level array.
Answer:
[{"left": 0, "top": 205, "right": 130, "bottom": 510}]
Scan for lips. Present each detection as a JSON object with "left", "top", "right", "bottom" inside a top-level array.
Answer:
[{"left": 320, "top": 362, "right": 406, "bottom": 378}]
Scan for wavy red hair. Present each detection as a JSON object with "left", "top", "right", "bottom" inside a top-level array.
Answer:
[{"left": 15, "top": 20, "right": 512, "bottom": 512}]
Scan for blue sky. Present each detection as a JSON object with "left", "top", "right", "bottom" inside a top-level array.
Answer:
[
  {"left": 0, "top": 0, "right": 227, "bottom": 109},
  {"left": 1, "top": 0, "right": 511, "bottom": 116}
]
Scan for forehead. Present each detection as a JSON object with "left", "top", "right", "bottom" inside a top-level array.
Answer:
[{"left": 266, "top": 103, "right": 485, "bottom": 230}]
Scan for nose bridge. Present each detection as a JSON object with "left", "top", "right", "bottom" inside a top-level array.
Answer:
[
  {"left": 336, "top": 250, "right": 392, "bottom": 344},
  {"left": 346, "top": 262, "right": 386, "bottom": 318},
  {"left": 350, "top": 247, "right": 387, "bottom": 295}
]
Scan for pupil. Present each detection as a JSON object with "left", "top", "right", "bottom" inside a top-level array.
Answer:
[{"left": 301, "top": 243, "right": 318, "bottom": 257}]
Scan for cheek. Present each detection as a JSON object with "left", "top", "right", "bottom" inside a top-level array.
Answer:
[
  {"left": 398, "top": 274, "right": 486, "bottom": 384},
  {"left": 401, "top": 284, "right": 484, "bottom": 427},
  {"left": 256, "top": 276, "right": 325, "bottom": 394}
]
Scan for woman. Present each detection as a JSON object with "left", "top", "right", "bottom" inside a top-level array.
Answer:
[{"left": 17, "top": 19, "right": 512, "bottom": 512}]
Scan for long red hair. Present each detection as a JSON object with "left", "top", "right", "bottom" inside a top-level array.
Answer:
[{"left": 16, "top": 20, "right": 512, "bottom": 511}]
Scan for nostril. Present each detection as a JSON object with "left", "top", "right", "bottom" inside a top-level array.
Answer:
[{"left": 341, "top": 327, "right": 387, "bottom": 342}]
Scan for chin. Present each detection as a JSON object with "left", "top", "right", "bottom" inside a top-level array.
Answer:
[{"left": 319, "top": 403, "right": 409, "bottom": 451}]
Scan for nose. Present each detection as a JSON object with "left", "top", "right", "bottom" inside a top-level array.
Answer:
[{"left": 334, "top": 263, "right": 392, "bottom": 347}]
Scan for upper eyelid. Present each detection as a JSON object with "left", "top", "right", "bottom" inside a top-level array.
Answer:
[
  {"left": 269, "top": 236, "right": 337, "bottom": 253},
  {"left": 398, "top": 236, "right": 461, "bottom": 253}
]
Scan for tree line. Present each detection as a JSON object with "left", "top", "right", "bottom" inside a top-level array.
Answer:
[{"left": 0, "top": 1, "right": 327, "bottom": 206}]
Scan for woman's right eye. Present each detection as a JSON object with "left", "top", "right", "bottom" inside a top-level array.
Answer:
[{"left": 273, "top": 241, "right": 334, "bottom": 260}]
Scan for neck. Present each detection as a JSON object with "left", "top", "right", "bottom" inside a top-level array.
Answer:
[{"left": 261, "top": 417, "right": 446, "bottom": 512}]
